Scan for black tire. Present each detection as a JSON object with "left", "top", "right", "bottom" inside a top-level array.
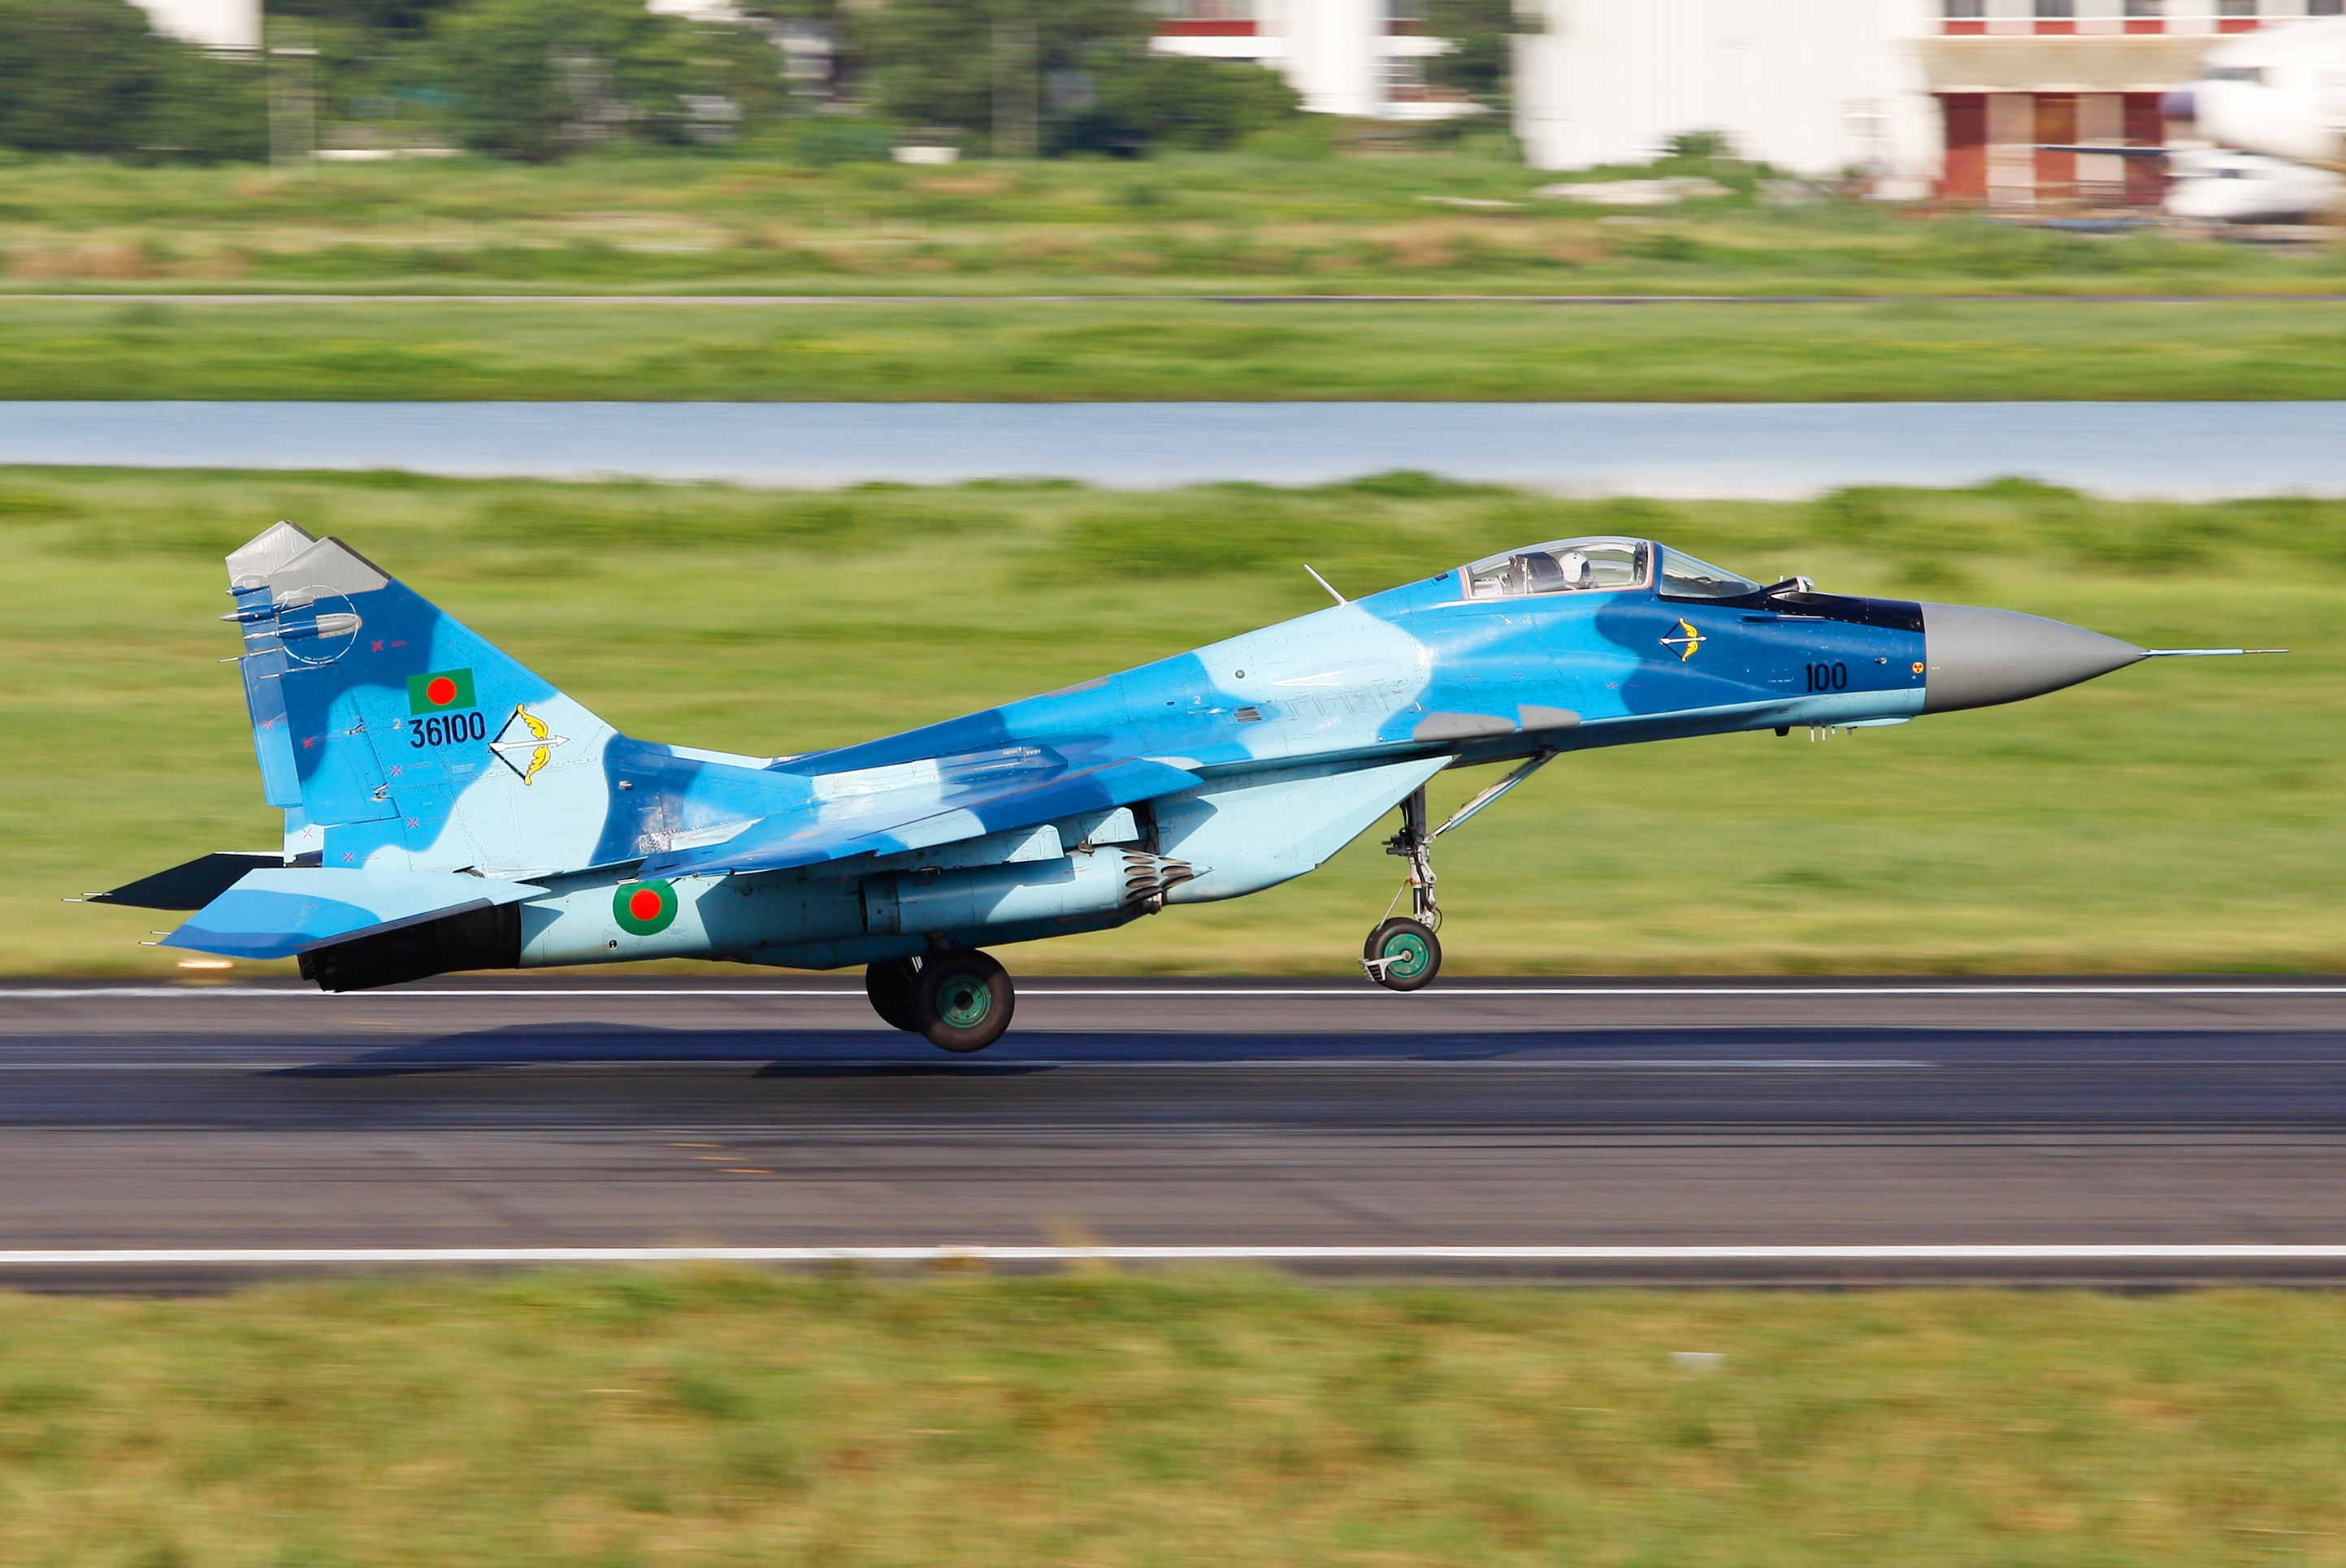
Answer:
[
  {"left": 1364, "top": 917, "right": 1442, "bottom": 992},
  {"left": 864, "top": 959, "right": 923, "bottom": 1033},
  {"left": 916, "top": 948, "right": 1015, "bottom": 1053}
]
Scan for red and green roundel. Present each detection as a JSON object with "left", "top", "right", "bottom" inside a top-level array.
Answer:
[{"left": 612, "top": 879, "right": 679, "bottom": 937}]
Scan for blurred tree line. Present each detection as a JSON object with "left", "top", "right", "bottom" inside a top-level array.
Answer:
[
  {"left": 0, "top": 0, "right": 1325, "bottom": 163},
  {"left": 0, "top": 0, "right": 265, "bottom": 159}
]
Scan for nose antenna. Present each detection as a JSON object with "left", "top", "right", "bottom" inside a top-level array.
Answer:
[{"left": 2140, "top": 648, "right": 2290, "bottom": 656}]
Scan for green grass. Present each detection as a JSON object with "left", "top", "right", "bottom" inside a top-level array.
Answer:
[
  {"left": 1, "top": 149, "right": 2340, "bottom": 296},
  {"left": 14, "top": 467, "right": 2346, "bottom": 979},
  {"left": 11, "top": 297, "right": 2346, "bottom": 400},
  {"left": 5, "top": 1269, "right": 2346, "bottom": 1566}
]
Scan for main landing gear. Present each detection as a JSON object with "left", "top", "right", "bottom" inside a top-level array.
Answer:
[
  {"left": 865, "top": 949, "right": 1017, "bottom": 1053},
  {"left": 1360, "top": 756, "right": 1562, "bottom": 994}
]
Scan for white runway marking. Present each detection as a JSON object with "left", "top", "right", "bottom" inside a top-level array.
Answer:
[
  {"left": 0, "top": 1059, "right": 1939, "bottom": 1072},
  {"left": 1, "top": 1244, "right": 2344, "bottom": 1267},
  {"left": 11, "top": 985, "right": 2346, "bottom": 1002}
]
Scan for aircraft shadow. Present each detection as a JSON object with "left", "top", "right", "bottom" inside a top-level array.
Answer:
[
  {"left": 261, "top": 1022, "right": 2182, "bottom": 1080},
  {"left": 275, "top": 1023, "right": 1047, "bottom": 1078}
]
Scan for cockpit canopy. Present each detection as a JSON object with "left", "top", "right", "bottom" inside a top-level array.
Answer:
[
  {"left": 1465, "top": 536, "right": 1648, "bottom": 598},
  {"left": 1462, "top": 537, "right": 1763, "bottom": 602}
]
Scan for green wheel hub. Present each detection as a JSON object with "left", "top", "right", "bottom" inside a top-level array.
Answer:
[
  {"left": 915, "top": 947, "right": 1015, "bottom": 1052},
  {"left": 936, "top": 973, "right": 995, "bottom": 1029},
  {"left": 1377, "top": 930, "right": 1432, "bottom": 981}
]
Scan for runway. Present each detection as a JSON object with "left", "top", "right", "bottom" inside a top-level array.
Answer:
[{"left": 7, "top": 976, "right": 2346, "bottom": 1288}]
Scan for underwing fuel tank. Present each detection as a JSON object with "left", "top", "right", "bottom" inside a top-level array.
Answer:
[{"left": 1919, "top": 603, "right": 2144, "bottom": 714}]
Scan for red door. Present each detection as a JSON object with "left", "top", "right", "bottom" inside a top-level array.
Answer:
[{"left": 1940, "top": 94, "right": 1987, "bottom": 202}]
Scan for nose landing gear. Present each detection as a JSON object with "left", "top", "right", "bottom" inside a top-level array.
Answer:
[
  {"left": 1359, "top": 754, "right": 1562, "bottom": 993},
  {"left": 1363, "top": 788, "right": 1443, "bottom": 992},
  {"left": 863, "top": 948, "right": 1016, "bottom": 1052}
]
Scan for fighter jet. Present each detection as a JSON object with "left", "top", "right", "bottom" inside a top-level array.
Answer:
[{"left": 90, "top": 522, "right": 2274, "bottom": 1051}]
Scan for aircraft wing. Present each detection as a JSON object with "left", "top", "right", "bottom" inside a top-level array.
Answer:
[
  {"left": 640, "top": 755, "right": 1203, "bottom": 881},
  {"left": 163, "top": 868, "right": 547, "bottom": 961}
]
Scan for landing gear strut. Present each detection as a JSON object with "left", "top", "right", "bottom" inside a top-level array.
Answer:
[
  {"left": 1359, "top": 755, "right": 1563, "bottom": 993},
  {"left": 1364, "top": 788, "right": 1442, "bottom": 992},
  {"left": 863, "top": 948, "right": 1017, "bottom": 1053}
]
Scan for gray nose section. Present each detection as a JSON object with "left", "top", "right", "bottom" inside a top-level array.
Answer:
[{"left": 1920, "top": 604, "right": 2144, "bottom": 714}]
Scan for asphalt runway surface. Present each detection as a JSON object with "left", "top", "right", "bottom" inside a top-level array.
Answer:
[{"left": 8, "top": 976, "right": 2346, "bottom": 1288}]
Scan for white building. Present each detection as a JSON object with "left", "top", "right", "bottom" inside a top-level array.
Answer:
[
  {"left": 131, "top": 0, "right": 259, "bottom": 52},
  {"left": 1512, "top": 0, "right": 1940, "bottom": 188},
  {"left": 1150, "top": 1, "right": 1477, "bottom": 120},
  {"left": 1513, "top": 0, "right": 2342, "bottom": 200}
]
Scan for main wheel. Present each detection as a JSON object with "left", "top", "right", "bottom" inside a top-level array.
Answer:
[
  {"left": 864, "top": 959, "right": 923, "bottom": 1032},
  {"left": 1364, "top": 917, "right": 1441, "bottom": 992},
  {"left": 916, "top": 948, "right": 1015, "bottom": 1053}
]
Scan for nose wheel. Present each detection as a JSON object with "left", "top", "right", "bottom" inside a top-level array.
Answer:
[
  {"left": 1363, "top": 786, "right": 1444, "bottom": 990},
  {"left": 1363, "top": 916, "right": 1441, "bottom": 991},
  {"left": 1357, "top": 758, "right": 1563, "bottom": 991},
  {"left": 863, "top": 949, "right": 1016, "bottom": 1052}
]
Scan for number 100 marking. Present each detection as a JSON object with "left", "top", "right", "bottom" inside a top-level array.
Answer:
[{"left": 1806, "top": 661, "right": 1849, "bottom": 692}]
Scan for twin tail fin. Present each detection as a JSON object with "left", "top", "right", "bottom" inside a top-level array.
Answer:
[{"left": 223, "top": 522, "right": 622, "bottom": 877}]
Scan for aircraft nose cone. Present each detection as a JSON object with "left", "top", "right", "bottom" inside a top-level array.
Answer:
[{"left": 1919, "top": 604, "right": 2144, "bottom": 714}]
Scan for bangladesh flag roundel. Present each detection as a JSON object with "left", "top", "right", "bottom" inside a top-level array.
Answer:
[
  {"left": 407, "top": 669, "right": 477, "bottom": 716},
  {"left": 613, "top": 879, "right": 679, "bottom": 937}
]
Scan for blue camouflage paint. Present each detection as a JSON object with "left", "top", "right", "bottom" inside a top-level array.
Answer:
[
  {"left": 163, "top": 866, "right": 544, "bottom": 959},
  {"left": 161, "top": 526, "right": 1932, "bottom": 978}
]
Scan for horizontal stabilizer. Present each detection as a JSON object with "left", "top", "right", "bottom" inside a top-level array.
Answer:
[
  {"left": 163, "top": 868, "right": 545, "bottom": 962},
  {"left": 641, "top": 756, "right": 1203, "bottom": 880},
  {"left": 88, "top": 852, "right": 284, "bottom": 912}
]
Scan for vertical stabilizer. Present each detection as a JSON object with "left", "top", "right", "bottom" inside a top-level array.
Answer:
[
  {"left": 226, "top": 522, "right": 316, "bottom": 810},
  {"left": 221, "top": 525, "right": 622, "bottom": 877}
]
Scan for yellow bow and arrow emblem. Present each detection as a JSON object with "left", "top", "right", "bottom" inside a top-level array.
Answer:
[
  {"left": 489, "top": 703, "right": 570, "bottom": 786},
  {"left": 1659, "top": 618, "right": 1705, "bottom": 662}
]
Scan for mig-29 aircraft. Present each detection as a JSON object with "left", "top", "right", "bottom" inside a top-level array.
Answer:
[{"left": 92, "top": 522, "right": 2272, "bottom": 1052}]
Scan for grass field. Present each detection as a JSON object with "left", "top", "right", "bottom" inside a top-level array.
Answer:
[
  {"left": 11, "top": 297, "right": 2346, "bottom": 401},
  {"left": 2, "top": 149, "right": 2341, "bottom": 297},
  {"left": 4, "top": 1269, "right": 2346, "bottom": 1566},
  {"left": 14, "top": 466, "right": 2343, "bottom": 978}
]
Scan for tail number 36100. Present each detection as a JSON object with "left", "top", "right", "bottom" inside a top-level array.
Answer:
[{"left": 410, "top": 710, "right": 488, "bottom": 747}]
